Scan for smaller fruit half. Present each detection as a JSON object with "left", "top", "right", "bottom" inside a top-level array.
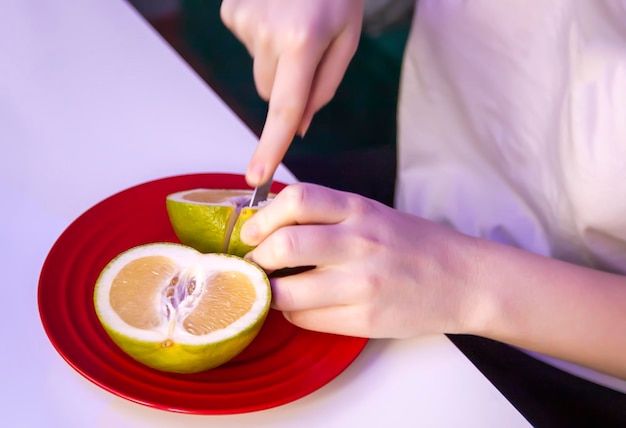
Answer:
[{"left": 166, "top": 188, "right": 272, "bottom": 257}]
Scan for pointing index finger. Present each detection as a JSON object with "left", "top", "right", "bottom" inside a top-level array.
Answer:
[{"left": 246, "top": 45, "right": 325, "bottom": 186}]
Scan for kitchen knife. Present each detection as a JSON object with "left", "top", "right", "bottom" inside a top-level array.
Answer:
[{"left": 249, "top": 177, "right": 273, "bottom": 207}]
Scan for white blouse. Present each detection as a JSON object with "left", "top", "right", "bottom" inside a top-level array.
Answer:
[
  {"left": 396, "top": 0, "right": 626, "bottom": 274},
  {"left": 396, "top": 0, "right": 626, "bottom": 275},
  {"left": 395, "top": 0, "right": 626, "bottom": 391}
]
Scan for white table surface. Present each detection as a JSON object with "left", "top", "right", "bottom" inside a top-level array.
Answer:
[{"left": 0, "top": 1, "right": 530, "bottom": 426}]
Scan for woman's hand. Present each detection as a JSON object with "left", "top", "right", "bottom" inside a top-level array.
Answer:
[
  {"left": 241, "top": 183, "right": 481, "bottom": 338},
  {"left": 241, "top": 183, "right": 626, "bottom": 378},
  {"left": 220, "top": 0, "right": 364, "bottom": 186}
]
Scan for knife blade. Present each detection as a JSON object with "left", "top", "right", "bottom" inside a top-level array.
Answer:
[{"left": 249, "top": 177, "right": 273, "bottom": 207}]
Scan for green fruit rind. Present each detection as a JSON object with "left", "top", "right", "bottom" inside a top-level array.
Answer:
[
  {"left": 100, "top": 309, "right": 268, "bottom": 374},
  {"left": 227, "top": 207, "right": 258, "bottom": 258},
  {"left": 165, "top": 198, "right": 234, "bottom": 254}
]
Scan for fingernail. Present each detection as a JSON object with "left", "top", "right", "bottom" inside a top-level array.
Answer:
[{"left": 247, "top": 164, "right": 265, "bottom": 186}]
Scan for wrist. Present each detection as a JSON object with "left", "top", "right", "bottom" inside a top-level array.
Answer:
[{"left": 448, "top": 235, "right": 501, "bottom": 337}]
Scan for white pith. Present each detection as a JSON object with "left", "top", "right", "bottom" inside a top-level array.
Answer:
[
  {"left": 167, "top": 188, "right": 252, "bottom": 208},
  {"left": 94, "top": 243, "right": 269, "bottom": 345}
]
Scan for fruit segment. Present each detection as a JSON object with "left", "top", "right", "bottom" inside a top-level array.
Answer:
[
  {"left": 109, "top": 255, "right": 177, "bottom": 330},
  {"left": 183, "top": 271, "right": 256, "bottom": 335}
]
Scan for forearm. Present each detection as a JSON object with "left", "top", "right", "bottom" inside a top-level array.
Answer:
[{"left": 464, "top": 238, "right": 626, "bottom": 379}]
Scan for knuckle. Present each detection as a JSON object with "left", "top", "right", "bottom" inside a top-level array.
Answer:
[
  {"left": 256, "top": 22, "right": 273, "bottom": 47},
  {"left": 219, "top": 2, "right": 230, "bottom": 23},
  {"left": 281, "top": 183, "right": 310, "bottom": 214},
  {"left": 287, "top": 28, "right": 314, "bottom": 51},
  {"left": 270, "top": 228, "right": 300, "bottom": 261},
  {"left": 345, "top": 199, "right": 388, "bottom": 257},
  {"left": 357, "top": 270, "right": 384, "bottom": 302},
  {"left": 286, "top": 20, "right": 325, "bottom": 51},
  {"left": 350, "top": 231, "right": 383, "bottom": 259},
  {"left": 222, "top": 5, "right": 252, "bottom": 35},
  {"left": 348, "top": 195, "right": 376, "bottom": 218},
  {"left": 234, "top": 11, "right": 251, "bottom": 35},
  {"left": 219, "top": 1, "right": 236, "bottom": 29}
]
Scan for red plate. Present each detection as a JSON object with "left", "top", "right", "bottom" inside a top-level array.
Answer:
[{"left": 38, "top": 173, "right": 368, "bottom": 414}]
